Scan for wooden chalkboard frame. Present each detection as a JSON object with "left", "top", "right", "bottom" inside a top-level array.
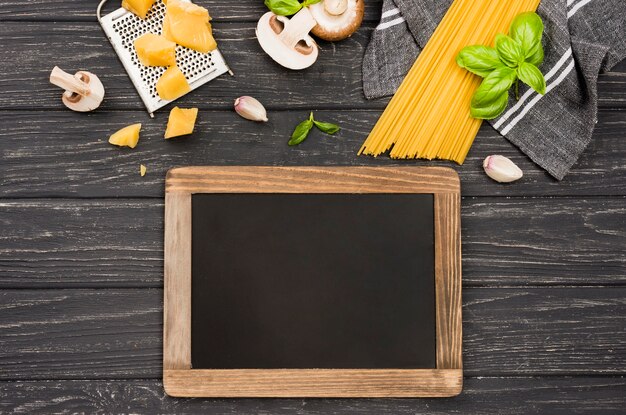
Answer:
[{"left": 163, "top": 166, "right": 462, "bottom": 398}]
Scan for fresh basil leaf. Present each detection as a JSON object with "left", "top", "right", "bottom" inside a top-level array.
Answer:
[
  {"left": 517, "top": 62, "right": 546, "bottom": 94},
  {"left": 313, "top": 120, "right": 340, "bottom": 134},
  {"left": 288, "top": 118, "right": 314, "bottom": 146},
  {"left": 471, "top": 91, "right": 510, "bottom": 120},
  {"left": 455, "top": 45, "right": 502, "bottom": 78},
  {"left": 471, "top": 66, "right": 517, "bottom": 106},
  {"left": 526, "top": 44, "right": 544, "bottom": 66},
  {"left": 495, "top": 34, "right": 525, "bottom": 68},
  {"left": 509, "top": 12, "right": 543, "bottom": 60},
  {"left": 302, "top": 0, "right": 322, "bottom": 6},
  {"left": 459, "top": 12, "right": 546, "bottom": 118},
  {"left": 264, "top": 0, "right": 303, "bottom": 16}
]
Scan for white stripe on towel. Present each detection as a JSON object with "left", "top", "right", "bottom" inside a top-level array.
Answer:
[
  {"left": 568, "top": 0, "right": 594, "bottom": 17},
  {"left": 496, "top": 0, "right": 594, "bottom": 132},
  {"left": 377, "top": 17, "right": 406, "bottom": 30},
  {"left": 381, "top": 8, "right": 401, "bottom": 19},
  {"left": 493, "top": 48, "right": 573, "bottom": 129},
  {"left": 500, "top": 59, "right": 576, "bottom": 135},
  {"left": 372, "top": 0, "right": 594, "bottom": 131}
]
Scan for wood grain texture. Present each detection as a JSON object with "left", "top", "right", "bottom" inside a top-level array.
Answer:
[
  {"left": 163, "top": 193, "right": 191, "bottom": 370},
  {"left": 1, "top": 0, "right": 625, "bottom": 409},
  {"left": 0, "top": 110, "right": 625, "bottom": 198},
  {"left": 0, "top": 289, "right": 162, "bottom": 380},
  {"left": 0, "top": 198, "right": 623, "bottom": 288},
  {"left": 2, "top": 378, "right": 624, "bottom": 414},
  {"left": 435, "top": 193, "right": 462, "bottom": 369},
  {"left": 0, "top": 0, "right": 384, "bottom": 22},
  {"left": 0, "top": 22, "right": 374, "bottom": 111},
  {"left": 164, "top": 369, "right": 462, "bottom": 398},
  {"left": 0, "top": 23, "right": 624, "bottom": 111},
  {"left": 166, "top": 166, "right": 460, "bottom": 194},
  {"left": 1, "top": 288, "right": 623, "bottom": 380},
  {"left": 461, "top": 197, "right": 626, "bottom": 285}
]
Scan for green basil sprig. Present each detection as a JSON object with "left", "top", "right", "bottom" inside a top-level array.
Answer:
[
  {"left": 288, "top": 112, "right": 340, "bottom": 146},
  {"left": 456, "top": 12, "right": 546, "bottom": 120},
  {"left": 264, "top": 0, "right": 322, "bottom": 16},
  {"left": 289, "top": 113, "right": 314, "bottom": 146}
]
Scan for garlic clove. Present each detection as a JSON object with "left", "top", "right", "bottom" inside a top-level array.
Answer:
[
  {"left": 483, "top": 155, "right": 523, "bottom": 183},
  {"left": 234, "top": 96, "right": 268, "bottom": 122}
]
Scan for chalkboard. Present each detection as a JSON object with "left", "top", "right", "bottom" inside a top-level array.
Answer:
[
  {"left": 163, "top": 166, "right": 462, "bottom": 398},
  {"left": 191, "top": 193, "right": 436, "bottom": 370}
]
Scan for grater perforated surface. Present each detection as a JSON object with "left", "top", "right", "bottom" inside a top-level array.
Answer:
[{"left": 98, "top": 0, "right": 231, "bottom": 115}]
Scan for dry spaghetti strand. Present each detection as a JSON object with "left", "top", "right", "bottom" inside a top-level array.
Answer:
[{"left": 359, "top": 0, "right": 541, "bottom": 164}]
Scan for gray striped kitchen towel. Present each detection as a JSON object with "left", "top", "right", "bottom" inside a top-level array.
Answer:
[{"left": 363, "top": 0, "right": 626, "bottom": 180}]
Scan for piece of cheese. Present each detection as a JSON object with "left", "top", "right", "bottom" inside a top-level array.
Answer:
[
  {"left": 161, "top": 13, "right": 175, "bottom": 43},
  {"left": 122, "top": 0, "right": 156, "bottom": 19},
  {"left": 134, "top": 33, "right": 177, "bottom": 67},
  {"left": 165, "top": 107, "right": 198, "bottom": 139},
  {"left": 156, "top": 65, "right": 190, "bottom": 101},
  {"left": 109, "top": 123, "right": 142, "bottom": 148},
  {"left": 140, "top": 164, "right": 147, "bottom": 176},
  {"left": 164, "top": 0, "right": 217, "bottom": 53}
]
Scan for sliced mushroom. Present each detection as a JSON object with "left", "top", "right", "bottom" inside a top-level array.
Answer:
[
  {"left": 309, "top": 0, "right": 364, "bottom": 41},
  {"left": 256, "top": 7, "right": 319, "bottom": 70},
  {"left": 49, "top": 66, "right": 105, "bottom": 112}
]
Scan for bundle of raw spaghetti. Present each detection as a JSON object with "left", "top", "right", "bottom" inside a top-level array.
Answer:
[{"left": 359, "top": 0, "right": 541, "bottom": 163}]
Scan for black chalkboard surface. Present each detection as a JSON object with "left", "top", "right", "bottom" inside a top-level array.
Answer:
[{"left": 191, "top": 193, "right": 436, "bottom": 370}]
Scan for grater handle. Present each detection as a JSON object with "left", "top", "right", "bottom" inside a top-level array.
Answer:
[{"left": 96, "top": 0, "right": 109, "bottom": 22}]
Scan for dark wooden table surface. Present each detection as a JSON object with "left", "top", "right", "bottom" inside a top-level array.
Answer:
[{"left": 1, "top": 1, "right": 625, "bottom": 413}]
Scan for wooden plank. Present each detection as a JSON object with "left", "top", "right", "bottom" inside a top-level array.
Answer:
[
  {"left": 0, "top": 288, "right": 623, "bottom": 380},
  {"left": 1, "top": 378, "right": 624, "bottom": 414},
  {"left": 165, "top": 166, "right": 460, "bottom": 194},
  {"left": 0, "top": 110, "right": 625, "bottom": 198},
  {"left": 0, "top": 22, "right": 624, "bottom": 110},
  {"left": 603, "top": 59, "right": 626, "bottom": 107},
  {"left": 164, "top": 369, "right": 462, "bottom": 398},
  {"left": 0, "top": 198, "right": 623, "bottom": 288},
  {"left": 0, "top": 200, "right": 163, "bottom": 288},
  {"left": 461, "top": 197, "right": 626, "bottom": 285},
  {"left": 434, "top": 193, "right": 462, "bottom": 369},
  {"left": 0, "top": 22, "right": 376, "bottom": 111},
  {"left": 162, "top": 193, "right": 191, "bottom": 370},
  {"left": 0, "top": 0, "right": 384, "bottom": 22},
  {"left": 0, "top": 289, "right": 162, "bottom": 380}
]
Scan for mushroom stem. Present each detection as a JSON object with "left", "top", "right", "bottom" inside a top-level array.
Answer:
[
  {"left": 278, "top": 7, "right": 317, "bottom": 49},
  {"left": 50, "top": 66, "right": 90, "bottom": 97},
  {"left": 256, "top": 9, "right": 320, "bottom": 70},
  {"left": 325, "top": 0, "right": 348, "bottom": 15}
]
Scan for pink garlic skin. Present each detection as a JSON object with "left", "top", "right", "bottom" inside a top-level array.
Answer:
[
  {"left": 483, "top": 155, "right": 524, "bottom": 183},
  {"left": 234, "top": 96, "right": 268, "bottom": 122}
]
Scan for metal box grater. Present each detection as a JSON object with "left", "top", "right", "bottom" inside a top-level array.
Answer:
[{"left": 97, "top": 0, "right": 232, "bottom": 116}]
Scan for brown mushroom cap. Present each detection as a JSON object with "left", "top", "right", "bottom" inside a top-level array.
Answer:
[{"left": 309, "top": 0, "right": 365, "bottom": 42}]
